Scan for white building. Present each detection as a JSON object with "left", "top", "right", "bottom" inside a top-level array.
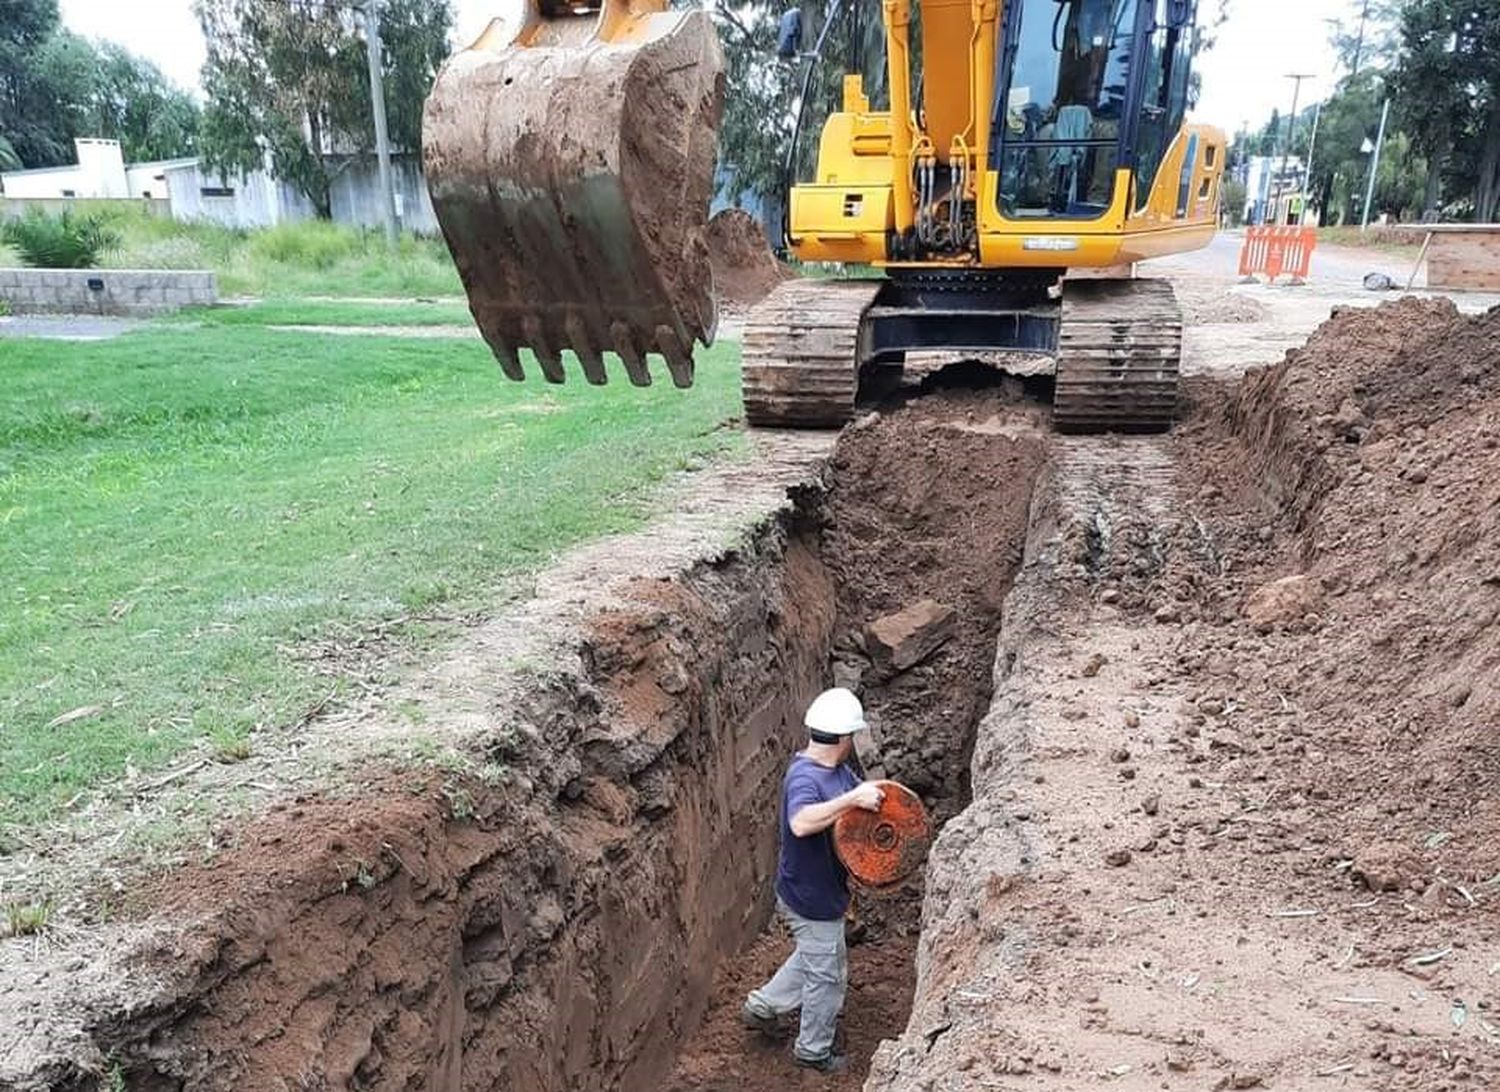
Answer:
[
  {"left": 1, "top": 138, "right": 439, "bottom": 233},
  {"left": 0, "top": 138, "right": 132, "bottom": 199}
]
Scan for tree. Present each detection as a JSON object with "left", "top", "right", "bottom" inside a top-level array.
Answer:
[
  {"left": 195, "top": 0, "right": 453, "bottom": 218},
  {"left": 37, "top": 33, "right": 199, "bottom": 162},
  {"left": 1390, "top": 0, "right": 1500, "bottom": 221},
  {"left": 1328, "top": 0, "right": 1402, "bottom": 76},
  {"left": 0, "top": 0, "right": 71, "bottom": 167},
  {"left": 1, "top": 1, "right": 197, "bottom": 170}
]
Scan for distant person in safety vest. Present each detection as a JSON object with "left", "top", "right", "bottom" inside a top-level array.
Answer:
[{"left": 741, "top": 687, "right": 885, "bottom": 1073}]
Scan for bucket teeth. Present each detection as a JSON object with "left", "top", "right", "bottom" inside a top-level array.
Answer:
[
  {"left": 655, "top": 325, "right": 695, "bottom": 389},
  {"left": 490, "top": 338, "right": 526, "bottom": 382},
  {"left": 422, "top": 8, "right": 724, "bottom": 393},
  {"left": 565, "top": 316, "right": 609, "bottom": 385},
  {"left": 612, "top": 321, "right": 654, "bottom": 387},
  {"left": 523, "top": 317, "right": 568, "bottom": 383}
]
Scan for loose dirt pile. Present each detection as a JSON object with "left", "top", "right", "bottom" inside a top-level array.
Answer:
[
  {"left": 867, "top": 299, "right": 1500, "bottom": 1092},
  {"left": 1180, "top": 297, "right": 1500, "bottom": 903},
  {"left": 708, "top": 208, "right": 788, "bottom": 312}
]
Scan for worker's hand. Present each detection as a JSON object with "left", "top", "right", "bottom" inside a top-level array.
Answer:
[{"left": 848, "top": 781, "right": 885, "bottom": 812}]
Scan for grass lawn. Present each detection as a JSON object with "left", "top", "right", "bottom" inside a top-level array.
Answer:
[
  {"left": 0, "top": 325, "right": 744, "bottom": 827},
  {"left": 179, "top": 299, "right": 475, "bottom": 328},
  {"left": 1318, "top": 224, "right": 1425, "bottom": 258}
]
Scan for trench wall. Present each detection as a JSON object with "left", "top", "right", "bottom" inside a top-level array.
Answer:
[{"left": 83, "top": 507, "right": 835, "bottom": 1091}]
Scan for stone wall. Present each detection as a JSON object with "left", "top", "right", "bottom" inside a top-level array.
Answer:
[{"left": 0, "top": 268, "right": 216, "bottom": 316}]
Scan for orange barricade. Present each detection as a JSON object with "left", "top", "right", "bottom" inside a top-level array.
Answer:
[{"left": 1238, "top": 225, "right": 1317, "bottom": 284}]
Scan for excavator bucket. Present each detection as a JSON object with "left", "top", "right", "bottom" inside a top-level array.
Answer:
[{"left": 423, "top": 1, "right": 725, "bottom": 389}]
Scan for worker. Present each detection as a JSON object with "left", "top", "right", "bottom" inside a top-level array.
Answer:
[{"left": 741, "top": 687, "right": 886, "bottom": 1073}]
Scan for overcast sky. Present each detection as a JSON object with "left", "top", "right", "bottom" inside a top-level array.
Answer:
[{"left": 61, "top": 0, "right": 1357, "bottom": 136}]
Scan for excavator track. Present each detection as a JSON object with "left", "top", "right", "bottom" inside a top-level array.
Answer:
[
  {"left": 741, "top": 279, "right": 884, "bottom": 428},
  {"left": 1054, "top": 278, "right": 1182, "bottom": 433}
]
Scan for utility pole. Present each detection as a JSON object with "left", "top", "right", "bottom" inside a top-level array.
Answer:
[
  {"left": 1361, "top": 98, "right": 1390, "bottom": 231},
  {"left": 1278, "top": 73, "right": 1315, "bottom": 222},
  {"left": 1351, "top": 0, "right": 1370, "bottom": 77},
  {"left": 363, "top": 0, "right": 399, "bottom": 247},
  {"left": 1302, "top": 101, "right": 1323, "bottom": 224}
]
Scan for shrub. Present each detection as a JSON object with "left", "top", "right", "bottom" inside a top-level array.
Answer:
[
  {"left": 247, "top": 221, "right": 363, "bottom": 270},
  {"left": 2, "top": 209, "right": 121, "bottom": 268}
]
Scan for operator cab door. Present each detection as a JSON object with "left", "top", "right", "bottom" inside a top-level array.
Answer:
[{"left": 990, "top": 0, "right": 1194, "bottom": 223}]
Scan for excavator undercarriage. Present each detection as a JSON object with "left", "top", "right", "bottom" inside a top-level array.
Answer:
[{"left": 743, "top": 273, "right": 1182, "bottom": 431}]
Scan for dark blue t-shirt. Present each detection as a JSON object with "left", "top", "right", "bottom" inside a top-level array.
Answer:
[{"left": 774, "top": 753, "right": 861, "bottom": 921}]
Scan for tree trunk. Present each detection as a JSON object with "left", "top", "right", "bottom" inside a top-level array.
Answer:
[
  {"left": 306, "top": 111, "right": 333, "bottom": 220},
  {"left": 1477, "top": 101, "right": 1500, "bottom": 223},
  {"left": 1423, "top": 150, "right": 1443, "bottom": 221}
]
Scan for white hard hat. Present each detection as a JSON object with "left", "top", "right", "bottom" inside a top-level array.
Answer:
[{"left": 804, "top": 687, "right": 867, "bottom": 736}]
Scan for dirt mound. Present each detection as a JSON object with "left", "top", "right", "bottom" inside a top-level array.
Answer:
[
  {"left": 1176, "top": 297, "right": 1500, "bottom": 939},
  {"left": 708, "top": 208, "right": 788, "bottom": 311}
]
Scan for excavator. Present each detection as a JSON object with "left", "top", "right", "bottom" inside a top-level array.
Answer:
[{"left": 423, "top": 0, "right": 1224, "bottom": 431}]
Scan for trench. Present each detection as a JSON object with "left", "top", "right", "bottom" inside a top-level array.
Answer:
[{"left": 84, "top": 381, "right": 1046, "bottom": 1092}]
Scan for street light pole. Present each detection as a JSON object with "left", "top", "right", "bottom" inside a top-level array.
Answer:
[
  {"left": 1302, "top": 101, "right": 1323, "bottom": 224},
  {"left": 363, "top": 0, "right": 399, "bottom": 247},
  {"left": 1278, "top": 73, "right": 1315, "bottom": 223},
  {"left": 1361, "top": 98, "right": 1391, "bottom": 231}
]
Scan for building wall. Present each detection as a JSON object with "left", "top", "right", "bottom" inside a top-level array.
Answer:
[
  {"left": 127, "top": 160, "right": 198, "bottom": 201},
  {"left": 328, "top": 155, "right": 439, "bottom": 234},
  {"left": 1, "top": 139, "right": 128, "bottom": 199},
  {"left": 163, "top": 162, "right": 315, "bottom": 229}
]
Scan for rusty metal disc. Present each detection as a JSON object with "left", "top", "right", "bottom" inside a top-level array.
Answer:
[{"left": 833, "top": 780, "right": 931, "bottom": 889}]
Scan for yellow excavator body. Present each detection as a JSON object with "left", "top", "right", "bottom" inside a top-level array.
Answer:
[{"left": 425, "top": 0, "right": 1226, "bottom": 430}]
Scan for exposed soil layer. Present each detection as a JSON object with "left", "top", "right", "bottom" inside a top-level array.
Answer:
[
  {"left": 5, "top": 389, "right": 1045, "bottom": 1091},
  {"left": 17, "top": 508, "right": 839, "bottom": 1091},
  {"left": 825, "top": 386, "right": 1048, "bottom": 818},
  {"left": 868, "top": 299, "right": 1500, "bottom": 1091},
  {"left": 707, "top": 208, "right": 788, "bottom": 312},
  {"left": 664, "top": 387, "right": 1047, "bottom": 1087}
]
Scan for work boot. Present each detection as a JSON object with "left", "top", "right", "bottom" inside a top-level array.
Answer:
[
  {"left": 794, "top": 1051, "right": 849, "bottom": 1073},
  {"left": 740, "top": 1000, "right": 786, "bottom": 1039}
]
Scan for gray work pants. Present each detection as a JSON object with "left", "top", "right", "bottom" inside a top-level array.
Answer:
[{"left": 745, "top": 898, "right": 848, "bottom": 1061}]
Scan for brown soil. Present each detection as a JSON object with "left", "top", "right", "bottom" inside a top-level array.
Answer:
[
  {"left": 826, "top": 385, "right": 1048, "bottom": 817},
  {"left": 872, "top": 298, "right": 1500, "bottom": 1091},
  {"left": 665, "top": 384, "right": 1049, "bottom": 1086},
  {"left": 708, "top": 208, "right": 789, "bottom": 312},
  {"left": 1181, "top": 297, "right": 1500, "bottom": 906},
  {"left": 664, "top": 931, "right": 918, "bottom": 1092}
]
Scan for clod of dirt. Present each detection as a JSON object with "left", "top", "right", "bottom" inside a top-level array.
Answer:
[
  {"left": 1243, "top": 573, "right": 1322, "bottom": 630},
  {"left": 1351, "top": 841, "right": 1424, "bottom": 892},
  {"left": 707, "top": 208, "right": 788, "bottom": 312},
  {"left": 864, "top": 599, "right": 957, "bottom": 677}
]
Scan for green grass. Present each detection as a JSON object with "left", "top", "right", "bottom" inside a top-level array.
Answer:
[
  {"left": 1318, "top": 224, "right": 1425, "bottom": 257},
  {"left": 176, "top": 299, "right": 474, "bottom": 328},
  {"left": 0, "top": 327, "right": 743, "bottom": 826}
]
